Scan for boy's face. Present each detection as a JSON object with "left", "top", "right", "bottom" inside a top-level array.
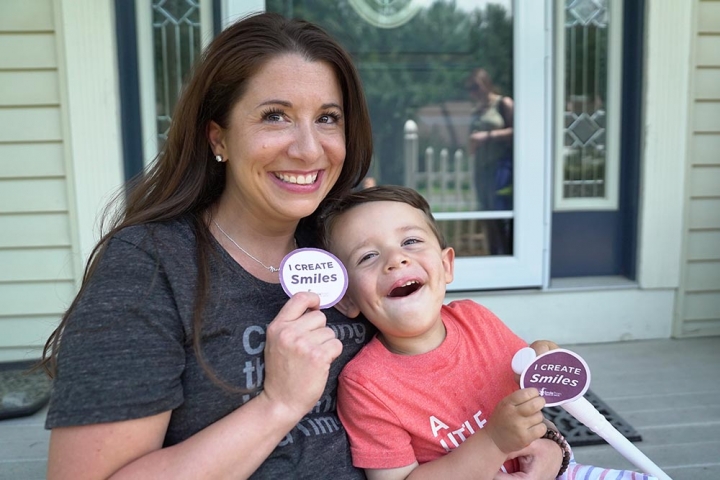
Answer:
[{"left": 330, "top": 201, "right": 454, "bottom": 344}]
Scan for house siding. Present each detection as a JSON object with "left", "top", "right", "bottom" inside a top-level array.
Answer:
[
  {"left": 0, "top": 0, "right": 77, "bottom": 361},
  {"left": 677, "top": 0, "right": 720, "bottom": 337}
]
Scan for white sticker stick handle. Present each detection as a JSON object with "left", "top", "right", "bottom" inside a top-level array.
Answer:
[
  {"left": 562, "top": 398, "right": 672, "bottom": 480},
  {"left": 511, "top": 348, "right": 673, "bottom": 480}
]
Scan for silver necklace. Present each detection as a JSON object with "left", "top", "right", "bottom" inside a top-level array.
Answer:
[{"left": 213, "top": 220, "right": 282, "bottom": 273}]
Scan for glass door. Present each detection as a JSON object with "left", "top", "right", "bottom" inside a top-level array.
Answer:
[{"left": 237, "top": 0, "right": 549, "bottom": 290}]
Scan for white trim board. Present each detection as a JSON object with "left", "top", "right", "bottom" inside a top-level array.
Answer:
[
  {"left": 637, "top": 1, "right": 693, "bottom": 290},
  {"left": 55, "top": 0, "right": 125, "bottom": 263},
  {"left": 446, "top": 287, "right": 675, "bottom": 345}
]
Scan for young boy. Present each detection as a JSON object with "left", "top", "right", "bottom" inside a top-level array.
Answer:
[
  {"left": 321, "top": 185, "right": 657, "bottom": 480},
  {"left": 321, "top": 185, "right": 565, "bottom": 479}
]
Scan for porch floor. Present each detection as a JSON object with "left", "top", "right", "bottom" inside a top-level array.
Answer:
[{"left": 1, "top": 337, "right": 718, "bottom": 479}]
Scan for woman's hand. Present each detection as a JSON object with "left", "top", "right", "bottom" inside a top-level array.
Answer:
[
  {"left": 492, "top": 437, "right": 564, "bottom": 480},
  {"left": 469, "top": 131, "right": 491, "bottom": 153},
  {"left": 260, "top": 291, "right": 344, "bottom": 418}
]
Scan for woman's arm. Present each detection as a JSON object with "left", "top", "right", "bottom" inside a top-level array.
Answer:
[
  {"left": 47, "top": 292, "right": 342, "bottom": 480},
  {"left": 48, "top": 393, "right": 300, "bottom": 479}
]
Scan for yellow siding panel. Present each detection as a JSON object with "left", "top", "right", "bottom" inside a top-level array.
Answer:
[
  {"left": 0, "top": 178, "right": 68, "bottom": 213},
  {"left": 0, "top": 71, "right": 59, "bottom": 106},
  {"left": 686, "top": 261, "right": 720, "bottom": 291},
  {"left": 0, "top": 213, "right": 71, "bottom": 248},
  {"left": 0, "top": 316, "right": 60, "bottom": 348},
  {"left": 0, "top": 33, "right": 57, "bottom": 69},
  {"left": 693, "top": 102, "right": 720, "bottom": 132},
  {"left": 680, "top": 319, "right": 720, "bottom": 337},
  {"left": 0, "top": 142, "right": 64, "bottom": 178},
  {"left": 689, "top": 165, "right": 720, "bottom": 197},
  {"left": 0, "top": 281, "right": 75, "bottom": 316},
  {"left": 688, "top": 198, "right": 720, "bottom": 228},
  {"left": 697, "top": 36, "right": 720, "bottom": 67},
  {"left": 0, "top": 107, "right": 61, "bottom": 142},
  {"left": 684, "top": 291, "right": 720, "bottom": 320},
  {"left": 699, "top": 1, "right": 720, "bottom": 34},
  {"left": 0, "top": 247, "right": 74, "bottom": 282},
  {"left": 695, "top": 69, "right": 720, "bottom": 100},
  {"left": 0, "top": 0, "right": 53, "bottom": 32},
  {"left": 688, "top": 230, "right": 720, "bottom": 260},
  {"left": 692, "top": 134, "right": 720, "bottom": 165}
]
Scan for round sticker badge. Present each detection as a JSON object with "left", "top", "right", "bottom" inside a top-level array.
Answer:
[
  {"left": 519, "top": 348, "right": 591, "bottom": 407},
  {"left": 279, "top": 248, "right": 348, "bottom": 309}
]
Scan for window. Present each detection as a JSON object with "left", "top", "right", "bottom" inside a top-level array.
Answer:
[
  {"left": 554, "top": 0, "right": 623, "bottom": 211},
  {"left": 266, "top": 0, "right": 548, "bottom": 291},
  {"left": 136, "top": 0, "right": 214, "bottom": 165}
]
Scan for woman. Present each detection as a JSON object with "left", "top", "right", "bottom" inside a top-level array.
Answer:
[
  {"left": 41, "top": 12, "right": 373, "bottom": 479},
  {"left": 467, "top": 68, "right": 514, "bottom": 255}
]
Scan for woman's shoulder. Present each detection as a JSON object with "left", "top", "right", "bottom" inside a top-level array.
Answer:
[{"left": 112, "top": 216, "right": 196, "bottom": 249}]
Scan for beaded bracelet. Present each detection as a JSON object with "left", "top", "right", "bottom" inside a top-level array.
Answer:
[{"left": 542, "top": 428, "right": 571, "bottom": 478}]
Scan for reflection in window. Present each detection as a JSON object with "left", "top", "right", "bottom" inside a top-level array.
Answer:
[
  {"left": 267, "top": 0, "right": 514, "bottom": 256},
  {"left": 152, "top": 0, "right": 202, "bottom": 146}
]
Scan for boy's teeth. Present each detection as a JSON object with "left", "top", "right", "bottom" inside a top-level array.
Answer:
[{"left": 276, "top": 173, "right": 317, "bottom": 184}]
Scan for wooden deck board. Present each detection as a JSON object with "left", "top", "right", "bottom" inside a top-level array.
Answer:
[
  {"left": 0, "top": 337, "right": 718, "bottom": 479},
  {"left": 569, "top": 337, "right": 720, "bottom": 479}
]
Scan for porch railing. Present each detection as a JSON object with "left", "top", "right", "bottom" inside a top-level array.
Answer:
[
  {"left": 403, "top": 120, "right": 477, "bottom": 212},
  {"left": 403, "top": 120, "right": 489, "bottom": 256}
]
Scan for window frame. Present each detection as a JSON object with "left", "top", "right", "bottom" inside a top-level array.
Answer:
[{"left": 553, "top": 0, "right": 624, "bottom": 211}]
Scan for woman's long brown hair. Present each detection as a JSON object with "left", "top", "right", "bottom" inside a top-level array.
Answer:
[{"left": 40, "top": 12, "right": 372, "bottom": 379}]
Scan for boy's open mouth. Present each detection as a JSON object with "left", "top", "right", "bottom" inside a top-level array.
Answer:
[{"left": 388, "top": 280, "right": 421, "bottom": 298}]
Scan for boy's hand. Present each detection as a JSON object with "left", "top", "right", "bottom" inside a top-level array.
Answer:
[
  {"left": 528, "top": 340, "right": 559, "bottom": 357},
  {"left": 514, "top": 340, "right": 560, "bottom": 384},
  {"left": 484, "top": 388, "right": 547, "bottom": 455}
]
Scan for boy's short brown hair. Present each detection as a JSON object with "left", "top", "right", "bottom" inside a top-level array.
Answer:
[{"left": 321, "top": 185, "right": 447, "bottom": 251}]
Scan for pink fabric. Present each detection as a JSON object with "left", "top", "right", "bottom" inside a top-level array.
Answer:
[
  {"left": 559, "top": 459, "right": 657, "bottom": 480},
  {"left": 337, "top": 300, "right": 527, "bottom": 470}
]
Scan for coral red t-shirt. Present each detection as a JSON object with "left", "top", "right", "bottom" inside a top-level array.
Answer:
[{"left": 338, "top": 300, "right": 527, "bottom": 472}]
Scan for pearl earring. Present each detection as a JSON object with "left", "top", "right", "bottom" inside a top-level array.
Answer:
[{"left": 215, "top": 155, "right": 223, "bottom": 163}]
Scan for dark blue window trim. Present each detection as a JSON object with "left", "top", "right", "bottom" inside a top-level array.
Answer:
[
  {"left": 115, "top": 0, "right": 222, "bottom": 184},
  {"left": 114, "top": 0, "right": 144, "bottom": 184},
  {"left": 550, "top": 0, "right": 645, "bottom": 279},
  {"left": 617, "top": 0, "right": 645, "bottom": 280}
]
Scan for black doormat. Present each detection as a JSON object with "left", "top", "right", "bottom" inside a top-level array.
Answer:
[
  {"left": 544, "top": 389, "right": 642, "bottom": 447},
  {"left": 0, "top": 360, "right": 52, "bottom": 421}
]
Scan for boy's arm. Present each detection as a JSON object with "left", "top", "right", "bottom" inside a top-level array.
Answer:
[
  {"left": 365, "top": 428, "right": 506, "bottom": 480},
  {"left": 364, "top": 389, "right": 547, "bottom": 480}
]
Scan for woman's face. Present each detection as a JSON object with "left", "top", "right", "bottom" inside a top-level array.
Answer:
[{"left": 210, "top": 54, "right": 346, "bottom": 226}]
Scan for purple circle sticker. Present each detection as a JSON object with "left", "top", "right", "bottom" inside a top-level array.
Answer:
[
  {"left": 279, "top": 248, "right": 348, "bottom": 309},
  {"left": 519, "top": 349, "right": 591, "bottom": 407}
]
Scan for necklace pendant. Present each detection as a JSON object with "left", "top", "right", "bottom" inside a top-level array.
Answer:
[{"left": 268, "top": 266, "right": 279, "bottom": 273}]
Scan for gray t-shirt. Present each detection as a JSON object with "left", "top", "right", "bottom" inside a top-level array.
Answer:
[{"left": 46, "top": 218, "right": 371, "bottom": 479}]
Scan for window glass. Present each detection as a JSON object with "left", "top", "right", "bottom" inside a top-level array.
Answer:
[
  {"left": 152, "top": 0, "right": 203, "bottom": 147},
  {"left": 555, "top": 0, "right": 621, "bottom": 210},
  {"left": 268, "top": 0, "right": 515, "bottom": 257}
]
